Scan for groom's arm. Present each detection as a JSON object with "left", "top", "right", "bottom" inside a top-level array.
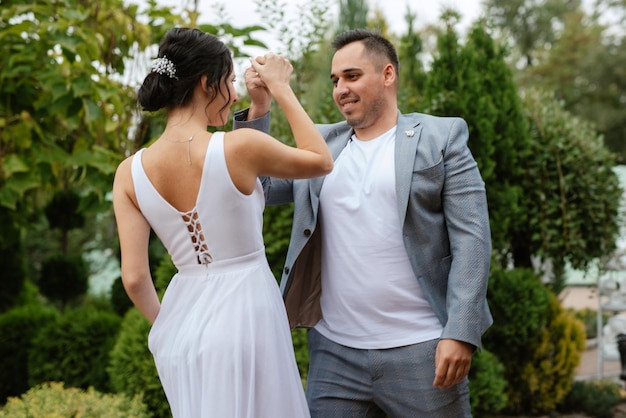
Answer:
[{"left": 233, "top": 108, "right": 270, "bottom": 133}]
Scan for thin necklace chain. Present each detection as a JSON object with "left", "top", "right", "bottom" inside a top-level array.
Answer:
[{"left": 162, "top": 129, "right": 204, "bottom": 165}]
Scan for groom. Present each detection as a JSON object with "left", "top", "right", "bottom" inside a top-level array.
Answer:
[{"left": 235, "top": 28, "right": 492, "bottom": 417}]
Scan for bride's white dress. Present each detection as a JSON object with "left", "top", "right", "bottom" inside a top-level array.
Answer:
[{"left": 131, "top": 132, "right": 310, "bottom": 417}]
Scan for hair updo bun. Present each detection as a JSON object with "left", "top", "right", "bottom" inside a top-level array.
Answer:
[{"left": 137, "top": 27, "right": 234, "bottom": 113}]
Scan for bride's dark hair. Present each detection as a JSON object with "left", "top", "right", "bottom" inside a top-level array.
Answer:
[{"left": 138, "top": 27, "right": 234, "bottom": 115}]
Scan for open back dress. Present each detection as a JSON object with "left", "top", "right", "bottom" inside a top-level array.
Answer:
[{"left": 131, "top": 132, "right": 310, "bottom": 417}]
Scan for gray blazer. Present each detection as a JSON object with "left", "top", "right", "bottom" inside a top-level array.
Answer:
[{"left": 234, "top": 110, "right": 493, "bottom": 349}]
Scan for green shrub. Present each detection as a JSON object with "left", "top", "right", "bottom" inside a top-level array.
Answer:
[
  {"left": 0, "top": 304, "right": 58, "bottom": 403},
  {"left": 0, "top": 207, "right": 25, "bottom": 313},
  {"left": 153, "top": 256, "right": 177, "bottom": 296},
  {"left": 110, "top": 276, "right": 133, "bottom": 316},
  {"left": 108, "top": 308, "right": 171, "bottom": 418},
  {"left": 27, "top": 307, "right": 121, "bottom": 392},
  {"left": 291, "top": 328, "right": 309, "bottom": 385},
  {"left": 557, "top": 379, "right": 622, "bottom": 418},
  {"left": 483, "top": 268, "right": 553, "bottom": 356},
  {"left": 16, "top": 281, "right": 44, "bottom": 307},
  {"left": 511, "top": 297, "right": 586, "bottom": 414},
  {"left": 0, "top": 382, "right": 148, "bottom": 418},
  {"left": 485, "top": 268, "right": 586, "bottom": 414},
  {"left": 468, "top": 349, "right": 508, "bottom": 417}
]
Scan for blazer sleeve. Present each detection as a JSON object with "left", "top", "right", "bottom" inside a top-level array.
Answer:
[
  {"left": 232, "top": 109, "right": 270, "bottom": 133},
  {"left": 440, "top": 118, "right": 492, "bottom": 347}
]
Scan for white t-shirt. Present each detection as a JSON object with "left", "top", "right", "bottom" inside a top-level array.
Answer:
[{"left": 315, "top": 126, "right": 443, "bottom": 349}]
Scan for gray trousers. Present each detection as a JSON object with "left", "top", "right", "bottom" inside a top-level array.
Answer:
[{"left": 305, "top": 328, "right": 472, "bottom": 418}]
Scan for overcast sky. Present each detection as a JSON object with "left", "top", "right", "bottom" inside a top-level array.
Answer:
[
  {"left": 130, "top": 0, "right": 484, "bottom": 87},
  {"left": 213, "top": 0, "right": 484, "bottom": 33},
  {"left": 153, "top": 0, "right": 484, "bottom": 53}
]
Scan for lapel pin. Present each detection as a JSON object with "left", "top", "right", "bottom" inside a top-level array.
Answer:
[{"left": 404, "top": 130, "right": 414, "bottom": 137}]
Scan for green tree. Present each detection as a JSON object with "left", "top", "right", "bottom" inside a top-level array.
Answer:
[
  {"left": 337, "top": 0, "right": 369, "bottom": 34},
  {"left": 0, "top": 0, "right": 181, "bottom": 303},
  {"left": 525, "top": 10, "right": 626, "bottom": 161},
  {"left": 485, "top": 0, "right": 626, "bottom": 161},
  {"left": 397, "top": 7, "right": 428, "bottom": 112},
  {"left": 248, "top": 0, "right": 334, "bottom": 278},
  {"left": 484, "top": 0, "right": 582, "bottom": 67},
  {"left": 424, "top": 16, "right": 531, "bottom": 263},
  {"left": 517, "top": 88, "right": 622, "bottom": 290}
]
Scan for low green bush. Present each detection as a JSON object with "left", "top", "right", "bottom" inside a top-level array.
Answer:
[
  {"left": 291, "top": 328, "right": 309, "bottom": 385},
  {"left": 0, "top": 303, "right": 58, "bottom": 403},
  {"left": 153, "top": 256, "right": 177, "bottom": 296},
  {"left": 468, "top": 349, "right": 508, "bottom": 417},
  {"left": 27, "top": 307, "right": 121, "bottom": 392},
  {"left": 108, "top": 308, "right": 171, "bottom": 418},
  {"left": 484, "top": 268, "right": 553, "bottom": 356},
  {"left": 0, "top": 382, "right": 148, "bottom": 418},
  {"left": 557, "top": 379, "right": 622, "bottom": 418},
  {"left": 485, "top": 268, "right": 586, "bottom": 414},
  {"left": 110, "top": 276, "right": 133, "bottom": 316}
]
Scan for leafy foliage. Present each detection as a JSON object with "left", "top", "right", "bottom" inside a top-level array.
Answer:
[
  {"left": 0, "top": 0, "right": 162, "bottom": 212},
  {"left": 484, "top": 0, "right": 581, "bottom": 67},
  {"left": 0, "top": 382, "right": 149, "bottom": 418},
  {"left": 518, "top": 88, "right": 622, "bottom": 289}
]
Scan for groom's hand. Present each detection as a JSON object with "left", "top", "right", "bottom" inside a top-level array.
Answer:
[{"left": 244, "top": 60, "right": 271, "bottom": 120}]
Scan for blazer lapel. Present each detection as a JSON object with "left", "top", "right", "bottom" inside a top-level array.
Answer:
[{"left": 395, "top": 117, "right": 422, "bottom": 225}]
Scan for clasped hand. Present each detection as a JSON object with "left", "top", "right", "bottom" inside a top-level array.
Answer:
[{"left": 244, "top": 52, "right": 290, "bottom": 116}]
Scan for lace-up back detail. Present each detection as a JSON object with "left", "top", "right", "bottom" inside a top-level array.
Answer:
[
  {"left": 130, "top": 132, "right": 265, "bottom": 269},
  {"left": 181, "top": 209, "right": 212, "bottom": 265}
]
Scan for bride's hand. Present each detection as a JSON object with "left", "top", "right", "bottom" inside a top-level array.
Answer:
[{"left": 250, "top": 52, "right": 293, "bottom": 92}]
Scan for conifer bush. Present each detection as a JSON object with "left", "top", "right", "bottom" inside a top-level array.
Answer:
[
  {"left": 0, "top": 303, "right": 58, "bottom": 403},
  {"left": 108, "top": 308, "right": 171, "bottom": 418},
  {"left": 38, "top": 254, "right": 89, "bottom": 308},
  {"left": 468, "top": 349, "right": 508, "bottom": 417},
  {"left": 484, "top": 268, "right": 586, "bottom": 414},
  {"left": 27, "top": 307, "right": 121, "bottom": 392}
]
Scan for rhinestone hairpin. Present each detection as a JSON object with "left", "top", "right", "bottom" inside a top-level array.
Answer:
[{"left": 151, "top": 56, "right": 177, "bottom": 79}]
